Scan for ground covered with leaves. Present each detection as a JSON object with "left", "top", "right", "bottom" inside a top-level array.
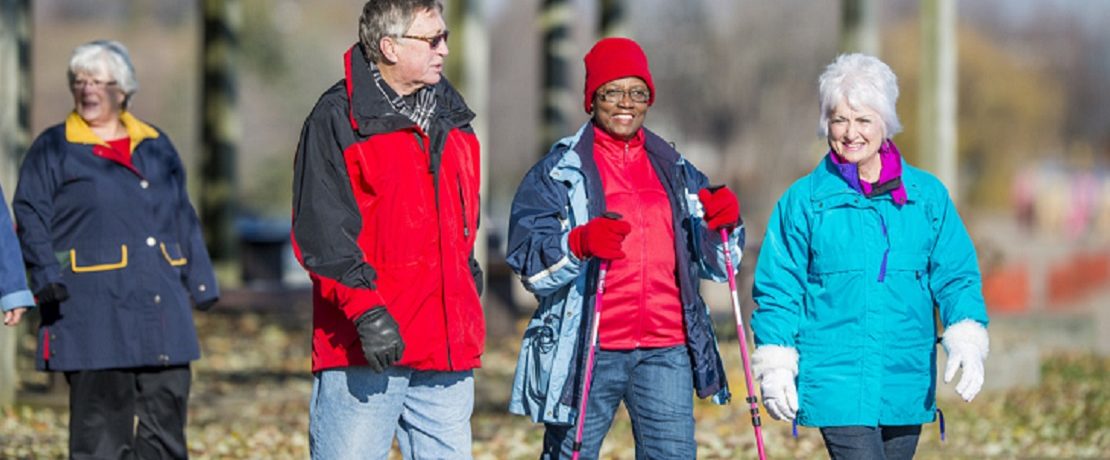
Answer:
[{"left": 3, "top": 311, "right": 1107, "bottom": 459}]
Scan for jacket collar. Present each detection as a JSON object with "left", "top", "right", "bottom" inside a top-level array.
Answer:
[
  {"left": 342, "top": 44, "right": 474, "bottom": 137},
  {"left": 811, "top": 152, "right": 921, "bottom": 203},
  {"left": 65, "top": 111, "right": 159, "bottom": 151}
]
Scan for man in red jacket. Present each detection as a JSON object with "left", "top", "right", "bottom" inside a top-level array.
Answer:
[{"left": 291, "top": 1, "right": 484, "bottom": 457}]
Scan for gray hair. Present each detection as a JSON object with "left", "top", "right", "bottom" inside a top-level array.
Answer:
[
  {"left": 358, "top": 0, "right": 443, "bottom": 64},
  {"left": 817, "top": 53, "right": 901, "bottom": 139},
  {"left": 68, "top": 40, "right": 139, "bottom": 108}
]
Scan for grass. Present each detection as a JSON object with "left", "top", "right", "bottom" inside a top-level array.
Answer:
[{"left": 3, "top": 311, "right": 1107, "bottom": 459}]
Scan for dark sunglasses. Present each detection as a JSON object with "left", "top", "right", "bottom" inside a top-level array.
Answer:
[{"left": 400, "top": 30, "right": 449, "bottom": 49}]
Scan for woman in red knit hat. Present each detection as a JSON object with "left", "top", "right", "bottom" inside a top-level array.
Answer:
[{"left": 505, "top": 37, "right": 744, "bottom": 459}]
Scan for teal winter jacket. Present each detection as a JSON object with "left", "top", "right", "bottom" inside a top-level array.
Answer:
[{"left": 751, "top": 154, "right": 989, "bottom": 427}]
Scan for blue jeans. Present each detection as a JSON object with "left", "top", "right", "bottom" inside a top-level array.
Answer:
[
  {"left": 309, "top": 366, "right": 474, "bottom": 460},
  {"left": 820, "top": 425, "right": 922, "bottom": 460},
  {"left": 542, "top": 345, "right": 695, "bottom": 460}
]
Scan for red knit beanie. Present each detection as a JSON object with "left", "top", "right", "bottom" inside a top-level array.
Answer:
[{"left": 583, "top": 37, "right": 655, "bottom": 113}]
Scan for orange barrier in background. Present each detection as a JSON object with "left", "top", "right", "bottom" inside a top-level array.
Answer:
[
  {"left": 982, "top": 263, "right": 1030, "bottom": 313},
  {"left": 1047, "top": 251, "right": 1110, "bottom": 308}
]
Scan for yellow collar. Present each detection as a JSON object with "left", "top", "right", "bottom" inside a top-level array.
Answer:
[{"left": 65, "top": 111, "right": 160, "bottom": 153}]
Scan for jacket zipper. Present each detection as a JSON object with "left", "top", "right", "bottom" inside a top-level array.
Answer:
[
  {"left": 457, "top": 175, "right": 469, "bottom": 239},
  {"left": 424, "top": 131, "right": 454, "bottom": 370}
]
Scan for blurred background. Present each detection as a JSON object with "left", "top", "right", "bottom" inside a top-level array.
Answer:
[{"left": 1, "top": 0, "right": 1107, "bottom": 458}]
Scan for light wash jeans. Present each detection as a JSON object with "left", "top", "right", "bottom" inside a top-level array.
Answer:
[
  {"left": 542, "top": 345, "right": 696, "bottom": 460},
  {"left": 309, "top": 366, "right": 474, "bottom": 460}
]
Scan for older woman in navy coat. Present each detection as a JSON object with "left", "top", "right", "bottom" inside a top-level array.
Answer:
[{"left": 12, "top": 40, "right": 218, "bottom": 459}]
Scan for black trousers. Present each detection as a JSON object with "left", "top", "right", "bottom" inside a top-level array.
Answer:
[{"left": 65, "top": 365, "right": 191, "bottom": 460}]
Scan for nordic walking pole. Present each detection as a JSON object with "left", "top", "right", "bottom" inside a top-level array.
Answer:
[
  {"left": 720, "top": 227, "right": 767, "bottom": 460},
  {"left": 572, "top": 212, "right": 620, "bottom": 460},
  {"left": 572, "top": 258, "right": 610, "bottom": 460}
]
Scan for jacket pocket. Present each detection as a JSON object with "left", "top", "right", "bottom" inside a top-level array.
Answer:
[
  {"left": 69, "top": 245, "right": 128, "bottom": 273},
  {"left": 160, "top": 242, "right": 188, "bottom": 266}
]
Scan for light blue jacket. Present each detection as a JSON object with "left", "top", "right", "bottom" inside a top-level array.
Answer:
[
  {"left": 506, "top": 122, "right": 743, "bottom": 424},
  {"left": 0, "top": 184, "right": 34, "bottom": 312},
  {"left": 752, "top": 154, "right": 989, "bottom": 427}
]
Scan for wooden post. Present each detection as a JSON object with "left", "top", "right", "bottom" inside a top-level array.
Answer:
[
  {"left": 599, "top": 0, "right": 626, "bottom": 38},
  {"left": 0, "top": 0, "right": 31, "bottom": 407},
  {"left": 920, "top": 0, "right": 958, "bottom": 195},
  {"left": 840, "top": 0, "right": 879, "bottom": 55},
  {"left": 540, "top": 0, "right": 572, "bottom": 150},
  {"left": 200, "top": 0, "right": 241, "bottom": 264}
]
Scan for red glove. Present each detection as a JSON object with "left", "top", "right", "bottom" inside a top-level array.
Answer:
[
  {"left": 698, "top": 186, "right": 740, "bottom": 231},
  {"left": 568, "top": 214, "right": 631, "bottom": 260}
]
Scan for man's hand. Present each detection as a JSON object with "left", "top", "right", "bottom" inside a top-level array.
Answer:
[{"left": 354, "top": 307, "right": 405, "bottom": 372}]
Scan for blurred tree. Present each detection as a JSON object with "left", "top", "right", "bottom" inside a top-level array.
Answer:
[
  {"left": 600, "top": 0, "right": 626, "bottom": 38},
  {"left": 200, "top": 0, "right": 242, "bottom": 264},
  {"left": 841, "top": 0, "right": 879, "bottom": 54},
  {"left": 885, "top": 20, "right": 1065, "bottom": 209},
  {"left": 0, "top": 0, "right": 31, "bottom": 408},
  {"left": 540, "top": 0, "right": 572, "bottom": 151}
]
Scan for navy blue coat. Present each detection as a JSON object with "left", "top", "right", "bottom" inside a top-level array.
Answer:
[{"left": 14, "top": 112, "right": 218, "bottom": 371}]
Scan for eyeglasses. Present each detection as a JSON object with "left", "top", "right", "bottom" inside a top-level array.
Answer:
[
  {"left": 71, "top": 79, "right": 118, "bottom": 90},
  {"left": 400, "top": 30, "right": 449, "bottom": 49},
  {"left": 597, "top": 88, "right": 651, "bottom": 104}
]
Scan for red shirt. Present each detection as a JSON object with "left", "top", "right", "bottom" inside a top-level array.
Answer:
[
  {"left": 592, "top": 126, "right": 685, "bottom": 350},
  {"left": 94, "top": 137, "right": 134, "bottom": 170}
]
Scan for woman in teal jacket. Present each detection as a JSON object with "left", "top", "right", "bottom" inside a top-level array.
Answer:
[{"left": 750, "top": 53, "right": 990, "bottom": 459}]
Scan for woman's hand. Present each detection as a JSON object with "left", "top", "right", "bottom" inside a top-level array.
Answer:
[
  {"left": 942, "top": 320, "right": 990, "bottom": 402},
  {"left": 760, "top": 367, "right": 798, "bottom": 421},
  {"left": 3, "top": 307, "right": 27, "bottom": 326}
]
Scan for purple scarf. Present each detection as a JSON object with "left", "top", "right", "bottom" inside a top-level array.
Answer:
[{"left": 829, "top": 139, "right": 908, "bottom": 205}]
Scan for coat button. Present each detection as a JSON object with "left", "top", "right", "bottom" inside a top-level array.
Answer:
[
  {"left": 198, "top": 284, "right": 207, "bottom": 292},
  {"left": 154, "top": 295, "right": 161, "bottom": 304},
  {"left": 147, "top": 237, "right": 156, "bottom": 247},
  {"left": 140, "top": 180, "right": 149, "bottom": 189}
]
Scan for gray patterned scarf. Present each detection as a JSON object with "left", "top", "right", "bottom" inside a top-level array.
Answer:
[{"left": 368, "top": 61, "right": 437, "bottom": 133}]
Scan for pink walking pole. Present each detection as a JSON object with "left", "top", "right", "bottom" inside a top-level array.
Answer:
[
  {"left": 720, "top": 228, "right": 767, "bottom": 460},
  {"left": 571, "top": 259, "right": 610, "bottom": 460}
]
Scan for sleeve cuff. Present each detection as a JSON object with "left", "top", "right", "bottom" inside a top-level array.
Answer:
[
  {"left": 751, "top": 344, "right": 799, "bottom": 379},
  {"left": 1, "top": 290, "right": 35, "bottom": 311},
  {"left": 942, "top": 319, "right": 990, "bottom": 358},
  {"left": 337, "top": 285, "right": 387, "bottom": 322}
]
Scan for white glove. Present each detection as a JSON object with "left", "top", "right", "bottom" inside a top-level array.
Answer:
[
  {"left": 942, "top": 320, "right": 990, "bottom": 402},
  {"left": 760, "top": 367, "right": 798, "bottom": 421}
]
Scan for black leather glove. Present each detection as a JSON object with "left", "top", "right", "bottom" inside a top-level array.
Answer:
[
  {"left": 354, "top": 307, "right": 405, "bottom": 372},
  {"left": 35, "top": 283, "right": 70, "bottom": 305},
  {"left": 195, "top": 298, "right": 218, "bottom": 311}
]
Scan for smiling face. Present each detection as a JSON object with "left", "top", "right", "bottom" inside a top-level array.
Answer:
[
  {"left": 592, "top": 77, "right": 650, "bottom": 141},
  {"left": 71, "top": 69, "right": 125, "bottom": 128},
  {"left": 826, "top": 99, "right": 885, "bottom": 171},
  {"left": 379, "top": 7, "right": 448, "bottom": 95}
]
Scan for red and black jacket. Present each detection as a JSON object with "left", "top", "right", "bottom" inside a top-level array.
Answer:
[{"left": 292, "top": 44, "right": 484, "bottom": 372}]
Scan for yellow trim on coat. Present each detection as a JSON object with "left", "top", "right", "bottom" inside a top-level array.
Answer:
[
  {"left": 160, "top": 243, "right": 188, "bottom": 266},
  {"left": 70, "top": 245, "right": 129, "bottom": 273},
  {"left": 65, "top": 111, "right": 160, "bottom": 152}
]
